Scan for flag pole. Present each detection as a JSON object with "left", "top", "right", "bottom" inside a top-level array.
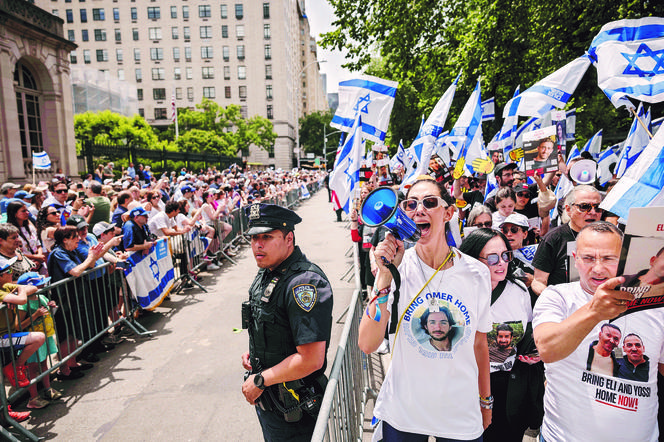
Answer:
[{"left": 629, "top": 106, "right": 653, "bottom": 139}]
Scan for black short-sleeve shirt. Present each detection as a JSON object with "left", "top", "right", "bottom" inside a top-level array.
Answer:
[{"left": 531, "top": 223, "right": 577, "bottom": 286}]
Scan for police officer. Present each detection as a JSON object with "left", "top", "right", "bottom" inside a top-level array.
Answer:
[{"left": 240, "top": 203, "right": 333, "bottom": 441}]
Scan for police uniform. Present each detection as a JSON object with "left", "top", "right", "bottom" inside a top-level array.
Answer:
[{"left": 243, "top": 203, "right": 333, "bottom": 441}]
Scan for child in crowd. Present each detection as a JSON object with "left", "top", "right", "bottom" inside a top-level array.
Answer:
[{"left": 492, "top": 187, "right": 517, "bottom": 229}]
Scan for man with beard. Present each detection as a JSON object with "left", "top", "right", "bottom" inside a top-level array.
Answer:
[
  {"left": 617, "top": 334, "right": 649, "bottom": 382},
  {"left": 420, "top": 308, "right": 456, "bottom": 352},
  {"left": 489, "top": 323, "right": 515, "bottom": 362}
]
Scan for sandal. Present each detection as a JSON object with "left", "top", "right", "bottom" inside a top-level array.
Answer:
[
  {"left": 44, "top": 388, "right": 63, "bottom": 401},
  {"left": 27, "top": 397, "right": 50, "bottom": 409}
]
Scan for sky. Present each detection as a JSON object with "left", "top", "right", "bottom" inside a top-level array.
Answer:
[{"left": 304, "top": 0, "right": 354, "bottom": 94}]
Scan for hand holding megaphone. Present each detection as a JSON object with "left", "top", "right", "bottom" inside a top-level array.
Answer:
[{"left": 373, "top": 232, "right": 404, "bottom": 273}]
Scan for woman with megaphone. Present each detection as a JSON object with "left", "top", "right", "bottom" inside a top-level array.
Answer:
[{"left": 359, "top": 175, "right": 492, "bottom": 441}]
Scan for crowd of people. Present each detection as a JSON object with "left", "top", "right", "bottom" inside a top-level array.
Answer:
[
  {"left": 350, "top": 150, "right": 664, "bottom": 442},
  {"left": 0, "top": 163, "right": 325, "bottom": 423}
]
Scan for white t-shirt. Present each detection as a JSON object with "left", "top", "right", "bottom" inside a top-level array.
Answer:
[
  {"left": 148, "top": 211, "right": 174, "bottom": 237},
  {"left": 373, "top": 247, "right": 492, "bottom": 439},
  {"left": 533, "top": 282, "right": 664, "bottom": 442},
  {"left": 488, "top": 280, "right": 532, "bottom": 373}
]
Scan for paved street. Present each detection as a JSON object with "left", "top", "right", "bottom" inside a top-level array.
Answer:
[{"left": 17, "top": 190, "right": 356, "bottom": 441}]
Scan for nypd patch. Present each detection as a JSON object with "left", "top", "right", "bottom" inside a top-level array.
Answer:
[{"left": 293, "top": 284, "right": 317, "bottom": 312}]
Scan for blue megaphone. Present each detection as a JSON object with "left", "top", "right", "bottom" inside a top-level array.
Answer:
[{"left": 360, "top": 187, "right": 420, "bottom": 242}]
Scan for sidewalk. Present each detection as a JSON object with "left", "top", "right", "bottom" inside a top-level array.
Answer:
[{"left": 15, "top": 191, "right": 356, "bottom": 441}]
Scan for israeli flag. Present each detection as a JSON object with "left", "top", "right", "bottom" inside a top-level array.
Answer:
[
  {"left": 433, "top": 130, "right": 451, "bottom": 166},
  {"left": 32, "top": 151, "right": 51, "bottom": 169},
  {"left": 484, "top": 172, "right": 498, "bottom": 203},
  {"left": 566, "top": 144, "right": 581, "bottom": 165},
  {"left": 550, "top": 174, "right": 574, "bottom": 221},
  {"left": 329, "top": 115, "right": 364, "bottom": 214},
  {"left": 402, "top": 73, "right": 460, "bottom": 186},
  {"left": 331, "top": 75, "right": 398, "bottom": 143},
  {"left": 450, "top": 79, "right": 483, "bottom": 163},
  {"left": 389, "top": 140, "right": 406, "bottom": 171},
  {"left": 588, "top": 17, "right": 664, "bottom": 109},
  {"left": 124, "top": 239, "right": 175, "bottom": 310},
  {"left": 652, "top": 116, "right": 664, "bottom": 133},
  {"left": 616, "top": 103, "right": 651, "bottom": 177},
  {"left": 597, "top": 147, "right": 618, "bottom": 186},
  {"left": 600, "top": 124, "right": 664, "bottom": 219},
  {"left": 300, "top": 184, "right": 311, "bottom": 199},
  {"left": 497, "top": 86, "right": 521, "bottom": 158},
  {"left": 502, "top": 55, "right": 591, "bottom": 118},
  {"left": 581, "top": 129, "right": 603, "bottom": 158},
  {"left": 481, "top": 97, "right": 495, "bottom": 121},
  {"left": 566, "top": 109, "right": 577, "bottom": 141}
]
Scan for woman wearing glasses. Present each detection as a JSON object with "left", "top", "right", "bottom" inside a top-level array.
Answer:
[
  {"left": 36, "top": 206, "right": 61, "bottom": 254},
  {"left": 359, "top": 176, "right": 492, "bottom": 441},
  {"left": 459, "top": 229, "right": 544, "bottom": 442}
]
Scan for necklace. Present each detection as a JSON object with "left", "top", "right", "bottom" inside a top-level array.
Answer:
[{"left": 416, "top": 247, "right": 455, "bottom": 290}]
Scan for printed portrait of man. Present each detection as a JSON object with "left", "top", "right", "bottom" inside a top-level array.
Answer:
[
  {"left": 419, "top": 307, "right": 457, "bottom": 352},
  {"left": 616, "top": 334, "right": 649, "bottom": 382},
  {"left": 489, "top": 323, "right": 516, "bottom": 363},
  {"left": 621, "top": 246, "right": 664, "bottom": 299},
  {"left": 586, "top": 323, "right": 621, "bottom": 377}
]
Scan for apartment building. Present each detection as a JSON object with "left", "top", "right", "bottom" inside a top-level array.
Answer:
[{"left": 35, "top": 0, "right": 328, "bottom": 169}]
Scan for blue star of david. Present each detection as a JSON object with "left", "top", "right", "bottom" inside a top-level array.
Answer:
[
  {"left": 353, "top": 93, "right": 371, "bottom": 113},
  {"left": 621, "top": 43, "right": 664, "bottom": 78},
  {"left": 344, "top": 158, "right": 354, "bottom": 183},
  {"left": 149, "top": 256, "right": 160, "bottom": 281}
]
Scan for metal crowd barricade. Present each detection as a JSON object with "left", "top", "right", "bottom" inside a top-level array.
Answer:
[
  {"left": 312, "top": 239, "right": 375, "bottom": 442},
  {"left": 169, "top": 231, "right": 206, "bottom": 294},
  {"left": 0, "top": 263, "right": 154, "bottom": 441}
]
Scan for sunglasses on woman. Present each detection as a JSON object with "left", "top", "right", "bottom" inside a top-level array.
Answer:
[
  {"left": 501, "top": 226, "right": 523, "bottom": 235},
  {"left": 479, "top": 250, "right": 513, "bottom": 266},
  {"left": 473, "top": 222, "right": 493, "bottom": 228},
  {"left": 400, "top": 196, "right": 447, "bottom": 212}
]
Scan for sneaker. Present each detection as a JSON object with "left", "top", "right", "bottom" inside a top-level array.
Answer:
[
  {"left": 27, "top": 397, "right": 50, "bottom": 409},
  {"left": 207, "top": 262, "right": 220, "bottom": 270},
  {"left": 102, "top": 333, "right": 123, "bottom": 346},
  {"left": 7, "top": 406, "right": 30, "bottom": 422},
  {"left": 3, "top": 364, "right": 30, "bottom": 388},
  {"left": 43, "top": 388, "right": 63, "bottom": 401},
  {"left": 114, "top": 326, "right": 134, "bottom": 338}
]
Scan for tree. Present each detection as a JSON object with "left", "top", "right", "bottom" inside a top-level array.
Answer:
[
  {"left": 74, "top": 110, "right": 160, "bottom": 148},
  {"left": 298, "top": 110, "right": 342, "bottom": 157}
]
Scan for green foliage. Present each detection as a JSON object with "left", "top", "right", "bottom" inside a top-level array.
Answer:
[
  {"left": 321, "top": 0, "right": 664, "bottom": 145},
  {"left": 74, "top": 110, "right": 160, "bottom": 148},
  {"left": 298, "top": 110, "right": 342, "bottom": 157}
]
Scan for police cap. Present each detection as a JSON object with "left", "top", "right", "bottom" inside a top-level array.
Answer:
[{"left": 245, "top": 203, "right": 302, "bottom": 236}]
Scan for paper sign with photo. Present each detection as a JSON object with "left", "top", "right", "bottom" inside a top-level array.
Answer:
[
  {"left": 552, "top": 110, "right": 567, "bottom": 159},
  {"left": 487, "top": 141, "right": 504, "bottom": 165},
  {"left": 429, "top": 155, "right": 453, "bottom": 182},
  {"left": 523, "top": 126, "right": 558, "bottom": 176}
]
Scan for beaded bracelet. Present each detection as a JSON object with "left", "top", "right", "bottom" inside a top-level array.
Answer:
[
  {"left": 479, "top": 395, "right": 494, "bottom": 409},
  {"left": 365, "top": 287, "right": 391, "bottom": 322}
]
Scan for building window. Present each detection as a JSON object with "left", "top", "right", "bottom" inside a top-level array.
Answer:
[
  {"left": 117, "top": 69, "right": 125, "bottom": 81},
  {"left": 264, "top": 24, "right": 271, "bottom": 39},
  {"left": 187, "top": 87, "right": 194, "bottom": 101},
  {"left": 200, "top": 26, "right": 212, "bottom": 39},
  {"left": 83, "top": 49, "right": 91, "bottom": 64},
  {"left": 153, "top": 88, "right": 166, "bottom": 100},
  {"left": 173, "top": 47, "right": 180, "bottom": 61},
  {"left": 137, "top": 89, "right": 143, "bottom": 101},
  {"left": 239, "top": 86, "right": 247, "bottom": 99},
  {"left": 135, "top": 68, "right": 142, "bottom": 82},
  {"left": 265, "top": 64, "right": 272, "bottom": 79},
  {"left": 130, "top": 7, "right": 137, "bottom": 20},
  {"left": 235, "top": 4, "right": 243, "bottom": 19},
  {"left": 220, "top": 4, "right": 228, "bottom": 19},
  {"left": 222, "top": 46, "right": 229, "bottom": 61},
  {"left": 115, "top": 29, "right": 121, "bottom": 41},
  {"left": 67, "top": 29, "right": 75, "bottom": 41},
  {"left": 266, "top": 104, "right": 274, "bottom": 121},
  {"left": 201, "top": 46, "right": 213, "bottom": 59},
  {"left": 170, "top": 6, "right": 177, "bottom": 18},
  {"left": 138, "top": 108, "right": 144, "bottom": 118},
  {"left": 183, "top": 26, "right": 190, "bottom": 40},
  {"left": 92, "top": 8, "right": 105, "bottom": 21},
  {"left": 238, "top": 65, "right": 246, "bottom": 79},
  {"left": 66, "top": 9, "right": 73, "bottom": 23},
  {"left": 94, "top": 29, "right": 106, "bottom": 41},
  {"left": 225, "top": 86, "right": 231, "bottom": 98},
  {"left": 80, "top": 9, "right": 89, "bottom": 22},
  {"left": 174, "top": 67, "right": 181, "bottom": 80},
  {"left": 199, "top": 5, "right": 211, "bottom": 18},
  {"left": 240, "top": 105, "right": 248, "bottom": 118},
  {"left": 14, "top": 63, "right": 44, "bottom": 159},
  {"left": 81, "top": 29, "right": 89, "bottom": 41},
  {"left": 70, "top": 50, "right": 77, "bottom": 64},
  {"left": 222, "top": 25, "right": 228, "bottom": 38},
  {"left": 186, "top": 67, "right": 193, "bottom": 80},
  {"left": 96, "top": 49, "right": 108, "bottom": 62},
  {"left": 266, "top": 85, "right": 273, "bottom": 100},
  {"left": 184, "top": 46, "right": 192, "bottom": 61},
  {"left": 149, "top": 27, "right": 162, "bottom": 40},
  {"left": 224, "top": 66, "right": 231, "bottom": 80},
  {"left": 147, "top": 7, "right": 160, "bottom": 19},
  {"left": 171, "top": 27, "right": 178, "bottom": 39},
  {"left": 134, "top": 49, "right": 141, "bottom": 61},
  {"left": 263, "top": 3, "right": 270, "bottom": 19},
  {"left": 132, "top": 28, "right": 139, "bottom": 40},
  {"left": 154, "top": 108, "right": 167, "bottom": 120},
  {"left": 182, "top": 6, "right": 189, "bottom": 19},
  {"left": 237, "top": 45, "right": 245, "bottom": 60},
  {"left": 152, "top": 68, "right": 165, "bottom": 80},
  {"left": 264, "top": 44, "right": 271, "bottom": 60},
  {"left": 150, "top": 48, "right": 164, "bottom": 61},
  {"left": 113, "top": 7, "right": 119, "bottom": 20},
  {"left": 176, "top": 87, "right": 182, "bottom": 100},
  {"left": 236, "top": 25, "right": 244, "bottom": 40},
  {"left": 267, "top": 144, "right": 275, "bottom": 158},
  {"left": 203, "top": 87, "right": 215, "bottom": 99},
  {"left": 116, "top": 48, "right": 123, "bottom": 62},
  {"left": 202, "top": 67, "right": 214, "bottom": 79}
]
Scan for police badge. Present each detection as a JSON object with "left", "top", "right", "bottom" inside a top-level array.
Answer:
[
  {"left": 293, "top": 284, "right": 318, "bottom": 312},
  {"left": 249, "top": 203, "right": 261, "bottom": 220}
]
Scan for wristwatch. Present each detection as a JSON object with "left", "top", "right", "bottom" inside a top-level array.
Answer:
[{"left": 254, "top": 372, "right": 265, "bottom": 390}]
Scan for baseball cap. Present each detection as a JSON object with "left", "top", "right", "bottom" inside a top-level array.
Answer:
[
  {"left": 129, "top": 206, "right": 149, "bottom": 218},
  {"left": 66, "top": 214, "right": 89, "bottom": 230},
  {"left": 1, "top": 183, "right": 21, "bottom": 194},
  {"left": 17, "top": 271, "right": 51, "bottom": 287},
  {"left": 92, "top": 221, "right": 115, "bottom": 237},
  {"left": 499, "top": 213, "right": 530, "bottom": 230},
  {"left": 14, "top": 190, "right": 35, "bottom": 200}
]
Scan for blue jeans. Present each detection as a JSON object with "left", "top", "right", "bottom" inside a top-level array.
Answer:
[
  {"left": 255, "top": 406, "right": 316, "bottom": 442},
  {"left": 383, "top": 421, "right": 483, "bottom": 442}
]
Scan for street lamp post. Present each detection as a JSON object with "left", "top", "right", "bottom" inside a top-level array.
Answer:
[
  {"left": 295, "top": 59, "right": 326, "bottom": 169},
  {"left": 323, "top": 125, "right": 343, "bottom": 171}
]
